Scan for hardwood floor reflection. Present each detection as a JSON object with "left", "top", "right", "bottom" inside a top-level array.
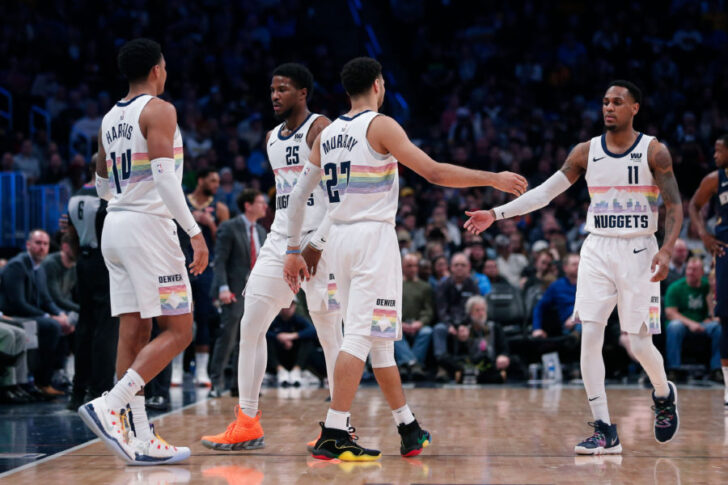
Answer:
[{"left": 3, "top": 386, "right": 727, "bottom": 484}]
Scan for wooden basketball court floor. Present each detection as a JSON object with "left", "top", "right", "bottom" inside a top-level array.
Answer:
[{"left": 1, "top": 385, "right": 727, "bottom": 484}]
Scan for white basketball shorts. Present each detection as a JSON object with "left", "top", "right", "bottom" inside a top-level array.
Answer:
[
  {"left": 102, "top": 210, "right": 191, "bottom": 319},
  {"left": 574, "top": 233, "right": 661, "bottom": 334},
  {"left": 328, "top": 221, "right": 402, "bottom": 340},
  {"left": 243, "top": 231, "right": 338, "bottom": 313}
]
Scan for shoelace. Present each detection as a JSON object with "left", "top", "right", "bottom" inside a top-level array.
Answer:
[
  {"left": 346, "top": 426, "right": 359, "bottom": 442},
  {"left": 651, "top": 402, "right": 675, "bottom": 426},
  {"left": 583, "top": 422, "right": 606, "bottom": 445}
]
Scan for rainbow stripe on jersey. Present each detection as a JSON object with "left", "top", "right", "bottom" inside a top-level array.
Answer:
[
  {"left": 345, "top": 162, "right": 397, "bottom": 194},
  {"left": 588, "top": 185, "right": 660, "bottom": 214},
  {"left": 107, "top": 147, "right": 183, "bottom": 189}
]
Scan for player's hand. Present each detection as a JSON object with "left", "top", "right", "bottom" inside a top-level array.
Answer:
[
  {"left": 189, "top": 233, "right": 209, "bottom": 276},
  {"left": 301, "top": 244, "right": 322, "bottom": 276},
  {"left": 464, "top": 209, "right": 495, "bottom": 235},
  {"left": 283, "top": 253, "right": 309, "bottom": 293},
  {"left": 496, "top": 355, "right": 510, "bottom": 370},
  {"left": 650, "top": 248, "right": 671, "bottom": 282},
  {"left": 492, "top": 171, "right": 528, "bottom": 196},
  {"left": 532, "top": 329, "right": 547, "bottom": 338},
  {"left": 219, "top": 289, "right": 236, "bottom": 305},
  {"left": 700, "top": 233, "right": 727, "bottom": 257}
]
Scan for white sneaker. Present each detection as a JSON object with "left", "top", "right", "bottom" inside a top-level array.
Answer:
[
  {"left": 171, "top": 354, "right": 183, "bottom": 387},
  {"left": 290, "top": 367, "right": 302, "bottom": 387},
  {"left": 277, "top": 368, "right": 290, "bottom": 387},
  {"left": 195, "top": 352, "right": 211, "bottom": 388},
  {"left": 126, "top": 424, "right": 191, "bottom": 466},
  {"left": 78, "top": 393, "right": 135, "bottom": 463}
]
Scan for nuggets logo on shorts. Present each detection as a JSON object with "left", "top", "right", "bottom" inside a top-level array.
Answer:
[
  {"left": 327, "top": 276, "right": 340, "bottom": 311},
  {"left": 648, "top": 306, "right": 660, "bottom": 334},
  {"left": 370, "top": 308, "right": 397, "bottom": 338},
  {"left": 159, "top": 284, "right": 190, "bottom": 315}
]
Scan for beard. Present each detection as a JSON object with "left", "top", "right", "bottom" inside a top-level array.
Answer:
[
  {"left": 605, "top": 124, "right": 617, "bottom": 131},
  {"left": 202, "top": 187, "right": 214, "bottom": 197},
  {"left": 274, "top": 107, "right": 293, "bottom": 122}
]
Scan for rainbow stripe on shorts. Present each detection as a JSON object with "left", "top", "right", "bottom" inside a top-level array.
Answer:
[
  {"left": 159, "top": 284, "right": 190, "bottom": 315},
  {"left": 370, "top": 308, "right": 397, "bottom": 338}
]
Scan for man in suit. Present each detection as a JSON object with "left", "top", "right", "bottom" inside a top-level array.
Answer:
[
  {"left": 208, "top": 189, "right": 268, "bottom": 396},
  {"left": 0, "top": 229, "right": 73, "bottom": 395}
]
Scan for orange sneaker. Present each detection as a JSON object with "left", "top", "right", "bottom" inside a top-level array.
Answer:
[
  {"left": 306, "top": 432, "right": 320, "bottom": 453},
  {"left": 201, "top": 406, "right": 265, "bottom": 451}
]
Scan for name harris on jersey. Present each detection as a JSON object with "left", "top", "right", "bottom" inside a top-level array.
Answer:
[{"left": 105, "top": 122, "right": 134, "bottom": 145}]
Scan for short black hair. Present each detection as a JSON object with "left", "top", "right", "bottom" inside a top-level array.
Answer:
[
  {"left": 272, "top": 63, "right": 314, "bottom": 99},
  {"left": 717, "top": 134, "right": 728, "bottom": 146},
  {"left": 340, "top": 57, "right": 382, "bottom": 97},
  {"left": 607, "top": 80, "right": 642, "bottom": 105},
  {"left": 237, "top": 188, "right": 262, "bottom": 212},
  {"left": 196, "top": 168, "right": 215, "bottom": 182},
  {"left": 118, "top": 38, "right": 162, "bottom": 83}
]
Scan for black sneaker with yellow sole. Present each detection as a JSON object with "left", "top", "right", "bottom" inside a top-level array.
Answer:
[{"left": 311, "top": 422, "right": 381, "bottom": 462}]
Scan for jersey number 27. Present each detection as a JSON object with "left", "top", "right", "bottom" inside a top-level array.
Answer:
[{"left": 324, "top": 162, "right": 350, "bottom": 203}]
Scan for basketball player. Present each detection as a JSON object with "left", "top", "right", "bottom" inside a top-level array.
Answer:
[
  {"left": 284, "top": 57, "right": 527, "bottom": 461},
  {"left": 200, "top": 63, "right": 344, "bottom": 452},
  {"left": 78, "top": 38, "right": 208, "bottom": 465},
  {"left": 464, "top": 80, "right": 681, "bottom": 454},
  {"left": 688, "top": 134, "right": 728, "bottom": 406}
]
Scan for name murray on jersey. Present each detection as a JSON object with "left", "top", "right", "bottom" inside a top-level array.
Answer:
[
  {"left": 322, "top": 133, "right": 358, "bottom": 154},
  {"left": 104, "top": 122, "right": 134, "bottom": 145}
]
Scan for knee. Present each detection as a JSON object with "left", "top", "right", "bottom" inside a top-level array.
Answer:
[
  {"left": 370, "top": 340, "right": 395, "bottom": 368},
  {"left": 418, "top": 326, "right": 433, "bottom": 337},
  {"left": 706, "top": 321, "right": 721, "bottom": 336},
  {"left": 666, "top": 320, "right": 685, "bottom": 335},
  {"left": 433, "top": 323, "right": 448, "bottom": 334},
  {"left": 340, "top": 334, "right": 372, "bottom": 362}
]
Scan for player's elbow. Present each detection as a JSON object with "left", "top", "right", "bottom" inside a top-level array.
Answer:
[{"left": 422, "top": 167, "right": 442, "bottom": 185}]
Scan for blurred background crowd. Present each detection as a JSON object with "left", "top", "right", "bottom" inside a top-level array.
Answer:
[{"left": 1, "top": 0, "right": 727, "bottom": 404}]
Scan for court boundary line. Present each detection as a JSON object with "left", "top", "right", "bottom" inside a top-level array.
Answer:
[{"left": 0, "top": 395, "right": 211, "bottom": 479}]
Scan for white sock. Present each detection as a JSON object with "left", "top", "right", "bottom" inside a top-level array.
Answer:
[
  {"left": 129, "top": 395, "right": 154, "bottom": 441},
  {"left": 106, "top": 369, "right": 144, "bottom": 412},
  {"left": 392, "top": 404, "right": 415, "bottom": 426},
  {"left": 195, "top": 352, "right": 209, "bottom": 378},
  {"left": 241, "top": 407, "right": 258, "bottom": 418},
  {"left": 325, "top": 408, "right": 350, "bottom": 431},
  {"left": 238, "top": 294, "right": 282, "bottom": 412},
  {"left": 722, "top": 367, "right": 728, "bottom": 388},
  {"left": 581, "top": 322, "right": 611, "bottom": 424}
]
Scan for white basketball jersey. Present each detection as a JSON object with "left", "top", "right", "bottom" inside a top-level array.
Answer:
[
  {"left": 267, "top": 113, "right": 328, "bottom": 236},
  {"left": 320, "top": 111, "right": 399, "bottom": 225},
  {"left": 100, "top": 94, "right": 184, "bottom": 218},
  {"left": 585, "top": 133, "right": 659, "bottom": 237}
]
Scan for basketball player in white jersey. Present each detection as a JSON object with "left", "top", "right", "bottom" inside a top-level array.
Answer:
[
  {"left": 465, "top": 80, "right": 682, "bottom": 454},
  {"left": 201, "top": 63, "right": 344, "bottom": 451},
  {"left": 78, "top": 38, "right": 208, "bottom": 465},
  {"left": 284, "top": 57, "right": 528, "bottom": 461}
]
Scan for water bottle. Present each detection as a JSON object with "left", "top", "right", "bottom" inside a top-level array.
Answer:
[{"left": 546, "top": 360, "right": 556, "bottom": 382}]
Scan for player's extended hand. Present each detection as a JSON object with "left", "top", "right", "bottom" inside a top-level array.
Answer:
[
  {"left": 219, "top": 289, "right": 236, "bottom": 305},
  {"left": 301, "top": 244, "right": 322, "bottom": 276},
  {"left": 650, "top": 248, "right": 671, "bottom": 282},
  {"left": 492, "top": 171, "right": 528, "bottom": 197},
  {"left": 283, "top": 253, "right": 309, "bottom": 293},
  {"left": 464, "top": 209, "right": 495, "bottom": 235},
  {"left": 189, "top": 233, "right": 209, "bottom": 276},
  {"left": 701, "top": 233, "right": 727, "bottom": 257}
]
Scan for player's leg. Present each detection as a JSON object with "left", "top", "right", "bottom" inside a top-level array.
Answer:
[
  {"left": 201, "top": 274, "right": 290, "bottom": 451},
  {"left": 309, "top": 310, "right": 343, "bottom": 395},
  {"left": 573, "top": 235, "right": 621, "bottom": 455},
  {"left": 715, "top": 253, "right": 728, "bottom": 405},
  {"left": 370, "top": 340, "right": 431, "bottom": 457},
  {"left": 721, "top": 316, "right": 728, "bottom": 406}
]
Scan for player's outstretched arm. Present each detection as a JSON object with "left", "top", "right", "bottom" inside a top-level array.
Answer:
[
  {"left": 371, "top": 115, "right": 527, "bottom": 194},
  {"left": 463, "top": 142, "right": 588, "bottom": 234},
  {"left": 145, "top": 99, "right": 208, "bottom": 275},
  {"left": 649, "top": 141, "right": 683, "bottom": 282},
  {"left": 689, "top": 171, "right": 726, "bottom": 256}
]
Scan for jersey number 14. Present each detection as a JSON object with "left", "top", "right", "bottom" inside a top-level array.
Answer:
[{"left": 110, "top": 149, "right": 132, "bottom": 193}]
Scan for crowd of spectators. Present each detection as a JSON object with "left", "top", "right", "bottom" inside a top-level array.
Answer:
[{"left": 2, "top": 0, "right": 728, "bottom": 400}]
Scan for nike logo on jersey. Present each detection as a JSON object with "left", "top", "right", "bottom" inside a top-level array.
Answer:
[
  {"left": 592, "top": 156, "right": 605, "bottom": 162},
  {"left": 269, "top": 140, "right": 277, "bottom": 146},
  {"left": 721, "top": 181, "right": 728, "bottom": 187},
  {"left": 633, "top": 248, "right": 647, "bottom": 254}
]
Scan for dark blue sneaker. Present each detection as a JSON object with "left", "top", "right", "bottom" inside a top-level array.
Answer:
[
  {"left": 652, "top": 381, "right": 679, "bottom": 443},
  {"left": 574, "top": 420, "right": 622, "bottom": 455}
]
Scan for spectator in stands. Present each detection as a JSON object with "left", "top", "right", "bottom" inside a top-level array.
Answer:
[
  {"left": 661, "top": 238, "right": 689, "bottom": 295},
  {"left": 216, "top": 167, "right": 244, "bottom": 216},
  {"left": 13, "top": 140, "right": 41, "bottom": 183},
  {"left": 70, "top": 100, "right": 102, "bottom": 142},
  {"left": 665, "top": 256, "right": 721, "bottom": 381},
  {"left": 495, "top": 234, "right": 529, "bottom": 288},
  {"left": 209, "top": 189, "right": 267, "bottom": 397},
  {"left": 439, "top": 296, "right": 521, "bottom": 384},
  {"left": 432, "top": 253, "right": 479, "bottom": 368},
  {"left": 532, "top": 253, "right": 581, "bottom": 338},
  {"left": 417, "top": 257, "right": 432, "bottom": 285},
  {"left": 266, "top": 299, "right": 316, "bottom": 387},
  {"left": 483, "top": 257, "right": 525, "bottom": 337},
  {"left": 1, "top": 152, "right": 14, "bottom": 172},
  {"left": 41, "top": 235, "right": 79, "bottom": 318},
  {"left": 465, "top": 239, "right": 491, "bottom": 295},
  {"left": 430, "top": 254, "right": 450, "bottom": 289},
  {"left": 397, "top": 253, "right": 434, "bottom": 380},
  {"left": 0, "top": 230, "right": 71, "bottom": 396}
]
